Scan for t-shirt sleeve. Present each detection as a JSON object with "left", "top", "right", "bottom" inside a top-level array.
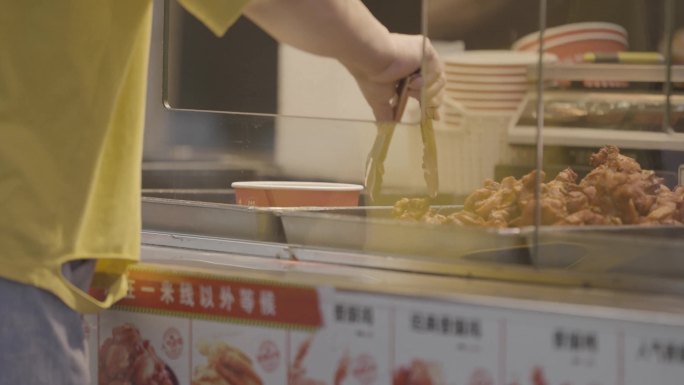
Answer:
[{"left": 177, "top": 0, "right": 252, "bottom": 37}]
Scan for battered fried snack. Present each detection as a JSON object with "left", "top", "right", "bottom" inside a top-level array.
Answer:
[
  {"left": 192, "top": 342, "right": 263, "bottom": 385},
  {"left": 393, "top": 146, "right": 684, "bottom": 227}
]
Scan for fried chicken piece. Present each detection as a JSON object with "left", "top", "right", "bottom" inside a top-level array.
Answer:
[
  {"left": 515, "top": 197, "right": 567, "bottom": 227},
  {"left": 581, "top": 147, "right": 664, "bottom": 224},
  {"left": 393, "top": 198, "right": 431, "bottom": 221},
  {"left": 676, "top": 186, "right": 684, "bottom": 223},
  {"left": 556, "top": 208, "right": 621, "bottom": 226},
  {"left": 393, "top": 197, "right": 449, "bottom": 225},
  {"left": 486, "top": 207, "right": 517, "bottom": 228},
  {"left": 642, "top": 185, "right": 684, "bottom": 224},
  {"left": 589, "top": 145, "right": 641, "bottom": 173},
  {"left": 514, "top": 169, "right": 583, "bottom": 226},
  {"left": 463, "top": 187, "right": 495, "bottom": 212},
  {"left": 565, "top": 190, "right": 589, "bottom": 213},
  {"left": 474, "top": 192, "right": 504, "bottom": 219},
  {"left": 448, "top": 210, "right": 486, "bottom": 226},
  {"left": 421, "top": 212, "right": 449, "bottom": 225}
]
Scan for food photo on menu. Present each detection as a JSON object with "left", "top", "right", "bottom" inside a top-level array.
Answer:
[
  {"left": 190, "top": 320, "right": 288, "bottom": 385},
  {"left": 508, "top": 367, "right": 553, "bottom": 385},
  {"left": 192, "top": 341, "right": 263, "bottom": 385},
  {"left": 392, "top": 359, "right": 444, "bottom": 385},
  {"left": 98, "top": 323, "right": 179, "bottom": 385},
  {"left": 288, "top": 334, "right": 351, "bottom": 385}
]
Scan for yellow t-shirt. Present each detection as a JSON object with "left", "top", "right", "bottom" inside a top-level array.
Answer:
[{"left": 0, "top": 0, "right": 249, "bottom": 313}]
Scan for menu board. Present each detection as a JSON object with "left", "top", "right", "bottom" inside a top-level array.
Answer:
[
  {"left": 623, "top": 325, "right": 684, "bottom": 385},
  {"left": 393, "top": 301, "right": 499, "bottom": 385},
  {"left": 90, "top": 265, "right": 684, "bottom": 385},
  {"left": 289, "top": 292, "right": 392, "bottom": 385},
  {"left": 504, "top": 315, "right": 619, "bottom": 385}
]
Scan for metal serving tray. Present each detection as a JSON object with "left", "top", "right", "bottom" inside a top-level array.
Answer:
[
  {"left": 533, "top": 226, "right": 684, "bottom": 277},
  {"left": 277, "top": 206, "right": 537, "bottom": 264},
  {"left": 278, "top": 207, "right": 684, "bottom": 274},
  {"left": 142, "top": 197, "right": 286, "bottom": 242}
]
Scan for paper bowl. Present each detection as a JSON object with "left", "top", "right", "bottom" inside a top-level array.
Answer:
[
  {"left": 445, "top": 90, "right": 527, "bottom": 101},
  {"left": 443, "top": 50, "right": 558, "bottom": 67},
  {"left": 459, "top": 100, "right": 522, "bottom": 109},
  {"left": 232, "top": 181, "right": 363, "bottom": 207},
  {"left": 446, "top": 82, "right": 530, "bottom": 92},
  {"left": 517, "top": 33, "right": 628, "bottom": 59},
  {"left": 445, "top": 73, "right": 528, "bottom": 84}
]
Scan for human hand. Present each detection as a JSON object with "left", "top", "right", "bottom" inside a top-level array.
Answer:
[{"left": 347, "top": 34, "right": 445, "bottom": 122}]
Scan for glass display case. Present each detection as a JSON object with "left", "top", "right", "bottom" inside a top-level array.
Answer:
[
  {"left": 90, "top": 1, "right": 684, "bottom": 384},
  {"left": 140, "top": 0, "right": 684, "bottom": 294}
]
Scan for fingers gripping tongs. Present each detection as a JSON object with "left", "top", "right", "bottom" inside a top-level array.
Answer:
[{"left": 364, "top": 72, "right": 439, "bottom": 202}]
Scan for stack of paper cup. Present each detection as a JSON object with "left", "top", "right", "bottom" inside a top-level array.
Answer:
[
  {"left": 438, "top": 51, "right": 557, "bottom": 195},
  {"left": 437, "top": 100, "right": 518, "bottom": 196}
]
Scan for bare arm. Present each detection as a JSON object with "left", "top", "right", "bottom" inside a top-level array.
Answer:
[
  {"left": 243, "top": 0, "right": 445, "bottom": 121},
  {"left": 244, "top": 0, "right": 392, "bottom": 76}
]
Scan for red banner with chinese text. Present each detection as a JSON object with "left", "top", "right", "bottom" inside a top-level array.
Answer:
[{"left": 109, "top": 266, "right": 323, "bottom": 328}]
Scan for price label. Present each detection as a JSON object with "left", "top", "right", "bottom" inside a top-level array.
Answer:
[
  {"left": 506, "top": 314, "right": 617, "bottom": 385},
  {"left": 334, "top": 303, "right": 374, "bottom": 328},
  {"left": 289, "top": 292, "right": 391, "bottom": 385},
  {"left": 624, "top": 326, "right": 684, "bottom": 385},
  {"left": 395, "top": 302, "right": 498, "bottom": 385}
]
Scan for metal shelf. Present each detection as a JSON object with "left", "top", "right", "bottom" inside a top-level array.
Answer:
[
  {"left": 529, "top": 63, "right": 684, "bottom": 82},
  {"left": 508, "top": 125, "right": 684, "bottom": 151}
]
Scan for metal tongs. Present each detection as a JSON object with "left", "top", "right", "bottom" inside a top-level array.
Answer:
[{"left": 364, "top": 72, "right": 439, "bottom": 202}]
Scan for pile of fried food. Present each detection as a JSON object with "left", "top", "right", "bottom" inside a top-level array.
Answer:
[
  {"left": 99, "top": 323, "right": 175, "bottom": 385},
  {"left": 394, "top": 146, "right": 684, "bottom": 227},
  {"left": 192, "top": 342, "right": 263, "bottom": 385}
]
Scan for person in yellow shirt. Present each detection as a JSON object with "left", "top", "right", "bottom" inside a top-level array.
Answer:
[{"left": 0, "top": 0, "right": 444, "bottom": 384}]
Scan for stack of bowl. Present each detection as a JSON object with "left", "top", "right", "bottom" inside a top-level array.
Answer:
[
  {"left": 512, "top": 22, "right": 629, "bottom": 61},
  {"left": 443, "top": 50, "right": 557, "bottom": 118}
]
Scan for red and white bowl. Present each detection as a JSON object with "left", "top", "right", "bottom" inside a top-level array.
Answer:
[
  {"left": 512, "top": 22, "right": 627, "bottom": 50},
  {"left": 512, "top": 22, "right": 629, "bottom": 60}
]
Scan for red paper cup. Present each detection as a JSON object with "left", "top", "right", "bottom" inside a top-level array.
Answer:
[{"left": 232, "top": 181, "right": 363, "bottom": 207}]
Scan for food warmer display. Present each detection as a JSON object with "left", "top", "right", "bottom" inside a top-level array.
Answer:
[{"left": 90, "top": 1, "right": 684, "bottom": 385}]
